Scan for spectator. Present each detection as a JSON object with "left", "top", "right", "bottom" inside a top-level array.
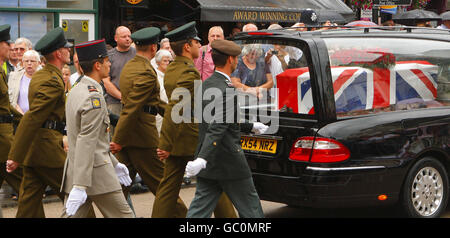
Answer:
[
  {"left": 2, "top": 43, "right": 18, "bottom": 76},
  {"left": 231, "top": 44, "right": 273, "bottom": 98},
  {"left": 153, "top": 49, "right": 172, "bottom": 134},
  {"left": 69, "top": 53, "right": 83, "bottom": 86},
  {"left": 151, "top": 37, "right": 173, "bottom": 69},
  {"left": 7, "top": 49, "right": 40, "bottom": 115},
  {"left": 13, "top": 37, "right": 33, "bottom": 70},
  {"left": 242, "top": 23, "right": 258, "bottom": 32},
  {"left": 194, "top": 26, "right": 225, "bottom": 81},
  {"left": 102, "top": 26, "right": 136, "bottom": 118},
  {"left": 382, "top": 19, "right": 395, "bottom": 27},
  {"left": 39, "top": 55, "right": 46, "bottom": 67},
  {"left": 437, "top": 18, "right": 450, "bottom": 29},
  {"left": 292, "top": 22, "right": 307, "bottom": 31},
  {"left": 160, "top": 37, "right": 174, "bottom": 57},
  {"left": 229, "top": 26, "right": 241, "bottom": 38},
  {"left": 62, "top": 64, "right": 71, "bottom": 94},
  {"left": 265, "top": 44, "right": 289, "bottom": 84}
]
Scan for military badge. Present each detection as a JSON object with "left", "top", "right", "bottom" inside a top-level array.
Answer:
[
  {"left": 88, "top": 86, "right": 98, "bottom": 93},
  {"left": 91, "top": 97, "right": 101, "bottom": 109}
]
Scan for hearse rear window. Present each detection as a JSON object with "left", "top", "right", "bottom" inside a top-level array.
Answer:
[
  {"left": 231, "top": 42, "right": 313, "bottom": 115},
  {"left": 323, "top": 38, "right": 450, "bottom": 117}
]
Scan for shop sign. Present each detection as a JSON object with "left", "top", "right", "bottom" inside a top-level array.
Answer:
[
  {"left": 120, "top": 0, "right": 149, "bottom": 8},
  {"left": 373, "top": 0, "right": 412, "bottom": 6}
]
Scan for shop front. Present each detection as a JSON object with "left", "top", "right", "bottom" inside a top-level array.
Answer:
[{"left": 0, "top": 0, "right": 99, "bottom": 46}]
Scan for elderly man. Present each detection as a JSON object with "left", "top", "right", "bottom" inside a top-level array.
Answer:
[
  {"left": 242, "top": 23, "right": 258, "bottom": 32},
  {"left": 13, "top": 37, "right": 33, "bottom": 70},
  {"left": 194, "top": 26, "right": 224, "bottom": 81},
  {"left": 437, "top": 11, "right": 450, "bottom": 29}
]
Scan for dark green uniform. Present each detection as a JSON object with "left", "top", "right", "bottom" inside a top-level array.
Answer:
[
  {"left": 152, "top": 56, "right": 237, "bottom": 218},
  {"left": 187, "top": 71, "right": 264, "bottom": 218},
  {"left": 112, "top": 54, "right": 187, "bottom": 217},
  {"left": 8, "top": 63, "right": 68, "bottom": 217},
  {"left": 0, "top": 67, "right": 23, "bottom": 212}
]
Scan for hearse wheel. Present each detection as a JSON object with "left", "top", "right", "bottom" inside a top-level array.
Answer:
[{"left": 402, "top": 157, "right": 449, "bottom": 218}]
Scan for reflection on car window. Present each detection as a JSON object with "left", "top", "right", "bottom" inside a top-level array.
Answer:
[
  {"left": 232, "top": 42, "right": 312, "bottom": 115},
  {"left": 323, "top": 38, "right": 450, "bottom": 117}
]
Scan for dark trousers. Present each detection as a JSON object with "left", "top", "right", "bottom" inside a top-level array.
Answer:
[
  {"left": 16, "top": 166, "right": 65, "bottom": 218},
  {"left": 0, "top": 163, "right": 23, "bottom": 195},
  {"left": 187, "top": 177, "right": 264, "bottom": 218},
  {"left": 117, "top": 146, "right": 187, "bottom": 217},
  {"left": 16, "top": 166, "right": 96, "bottom": 218},
  {"left": 152, "top": 155, "right": 237, "bottom": 218}
]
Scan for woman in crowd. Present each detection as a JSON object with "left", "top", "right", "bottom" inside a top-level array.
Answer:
[
  {"left": 8, "top": 50, "right": 41, "bottom": 115},
  {"left": 231, "top": 44, "right": 273, "bottom": 99},
  {"left": 153, "top": 49, "right": 172, "bottom": 133}
]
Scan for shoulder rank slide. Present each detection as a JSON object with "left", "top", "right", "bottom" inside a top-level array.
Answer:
[
  {"left": 91, "top": 97, "right": 101, "bottom": 109},
  {"left": 88, "top": 85, "right": 98, "bottom": 93}
]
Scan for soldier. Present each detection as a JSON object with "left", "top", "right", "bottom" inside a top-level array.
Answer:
[
  {"left": 109, "top": 27, "right": 186, "bottom": 217},
  {"left": 152, "top": 21, "right": 236, "bottom": 218},
  {"left": 0, "top": 24, "right": 23, "bottom": 217},
  {"left": 61, "top": 39, "right": 134, "bottom": 218},
  {"left": 186, "top": 39, "right": 267, "bottom": 218},
  {"left": 5, "top": 27, "right": 80, "bottom": 218}
]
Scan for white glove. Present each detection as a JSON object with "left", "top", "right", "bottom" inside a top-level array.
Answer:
[
  {"left": 252, "top": 122, "right": 269, "bottom": 135},
  {"left": 115, "top": 163, "right": 132, "bottom": 187},
  {"left": 65, "top": 187, "right": 87, "bottom": 216},
  {"left": 185, "top": 158, "right": 207, "bottom": 178}
]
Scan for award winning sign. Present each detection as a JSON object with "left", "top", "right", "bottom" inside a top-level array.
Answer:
[{"left": 202, "top": 8, "right": 319, "bottom": 24}]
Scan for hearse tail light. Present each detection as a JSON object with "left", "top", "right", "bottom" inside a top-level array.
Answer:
[{"left": 289, "top": 137, "right": 350, "bottom": 163}]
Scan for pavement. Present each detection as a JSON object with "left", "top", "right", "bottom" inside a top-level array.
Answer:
[{"left": 1, "top": 177, "right": 196, "bottom": 209}]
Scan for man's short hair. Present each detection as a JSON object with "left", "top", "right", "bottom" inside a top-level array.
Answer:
[
  {"left": 170, "top": 39, "right": 194, "bottom": 56},
  {"left": 79, "top": 57, "right": 106, "bottom": 75},
  {"left": 211, "top": 49, "right": 229, "bottom": 68},
  {"left": 14, "top": 37, "right": 33, "bottom": 49}
]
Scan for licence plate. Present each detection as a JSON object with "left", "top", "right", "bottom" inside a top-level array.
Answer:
[{"left": 240, "top": 136, "right": 277, "bottom": 154}]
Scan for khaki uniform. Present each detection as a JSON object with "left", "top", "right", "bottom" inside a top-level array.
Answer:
[
  {"left": 152, "top": 56, "right": 236, "bottom": 218},
  {"left": 112, "top": 54, "right": 186, "bottom": 217},
  {"left": 0, "top": 68, "right": 23, "bottom": 214},
  {"left": 8, "top": 63, "right": 69, "bottom": 218},
  {"left": 61, "top": 76, "right": 133, "bottom": 218}
]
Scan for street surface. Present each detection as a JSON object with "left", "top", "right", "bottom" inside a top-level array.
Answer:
[{"left": 2, "top": 185, "right": 450, "bottom": 218}]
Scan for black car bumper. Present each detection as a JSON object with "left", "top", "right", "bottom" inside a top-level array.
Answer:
[{"left": 252, "top": 166, "right": 404, "bottom": 208}]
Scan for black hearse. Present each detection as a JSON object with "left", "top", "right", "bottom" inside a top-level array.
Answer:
[{"left": 233, "top": 27, "right": 450, "bottom": 218}]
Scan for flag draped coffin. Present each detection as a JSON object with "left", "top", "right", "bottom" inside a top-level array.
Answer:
[{"left": 276, "top": 61, "right": 438, "bottom": 114}]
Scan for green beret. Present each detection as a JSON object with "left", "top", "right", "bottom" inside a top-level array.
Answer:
[
  {"left": 131, "top": 27, "right": 161, "bottom": 45},
  {"left": 211, "top": 39, "right": 241, "bottom": 56},
  {"left": 35, "top": 27, "right": 73, "bottom": 55},
  {"left": 165, "top": 21, "right": 201, "bottom": 42},
  {"left": 0, "top": 24, "right": 11, "bottom": 43}
]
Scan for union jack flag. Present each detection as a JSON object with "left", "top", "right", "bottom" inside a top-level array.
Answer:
[{"left": 277, "top": 61, "right": 438, "bottom": 114}]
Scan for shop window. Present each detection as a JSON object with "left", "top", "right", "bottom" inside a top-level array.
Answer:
[
  {"left": 0, "top": 0, "right": 93, "bottom": 9},
  {"left": 0, "top": 12, "right": 54, "bottom": 45}
]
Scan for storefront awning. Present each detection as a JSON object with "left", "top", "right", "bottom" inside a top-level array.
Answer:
[{"left": 197, "top": 0, "right": 355, "bottom": 23}]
